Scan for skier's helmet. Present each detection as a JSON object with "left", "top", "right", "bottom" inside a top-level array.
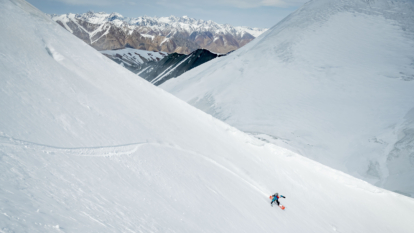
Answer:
[{"left": 275, "top": 193, "right": 278, "bottom": 196}]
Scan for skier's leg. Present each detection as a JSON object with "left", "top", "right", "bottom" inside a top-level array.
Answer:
[{"left": 276, "top": 200, "right": 280, "bottom": 206}]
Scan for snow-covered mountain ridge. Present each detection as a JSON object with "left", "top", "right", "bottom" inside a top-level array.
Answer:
[
  {"left": 51, "top": 12, "right": 267, "bottom": 54},
  {"left": 72, "top": 12, "right": 266, "bottom": 37},
  {"left": 1, "top": 0, "right": 414, "bottom": 232},
  {"left": 161, "top": 0, "right": 414, "bottom": 197}
]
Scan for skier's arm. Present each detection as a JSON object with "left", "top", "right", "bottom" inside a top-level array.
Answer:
[{"left": 281, "top": 195, "right": 286, "bottom": 198}]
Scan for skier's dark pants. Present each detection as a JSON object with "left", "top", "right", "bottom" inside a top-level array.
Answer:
[{"left": 271, "top": 199, "right": 279, "bottom": 206}]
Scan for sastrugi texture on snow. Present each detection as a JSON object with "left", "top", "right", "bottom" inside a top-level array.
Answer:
[
  {"left": 161, "top": 0, "right": 414, "bottom": 197},
  {"left": 1, "top": 0, "right": 414, "bottom": 232}
]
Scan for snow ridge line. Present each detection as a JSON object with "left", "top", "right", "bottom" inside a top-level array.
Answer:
[{"left": 0, "top": 136, "right": 147, "bottom": 157}]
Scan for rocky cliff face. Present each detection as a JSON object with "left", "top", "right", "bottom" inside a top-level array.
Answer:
[
  {"left": 51, "top": 12, "right": 267, "bottom": 54},
  {"left": 100, "top": 48, "right": 168, "bottom": 66},
  {"left": 101, "top": 48, "right": 226, "bottom": 85}
]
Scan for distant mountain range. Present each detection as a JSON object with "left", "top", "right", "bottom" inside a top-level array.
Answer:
[
  {"left": 51, "top": 12, "right": 267, "bottom": 54},
  {"left": 100, "top": 48, "right": 226, "bottom": 85}
]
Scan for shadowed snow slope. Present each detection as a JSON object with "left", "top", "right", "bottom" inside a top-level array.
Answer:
[
  {"left": 161, "top": 0, "right": 414, "bottom": 197},
  {"left": 1, "top": 0, "right": 414, "bottom": 232}
]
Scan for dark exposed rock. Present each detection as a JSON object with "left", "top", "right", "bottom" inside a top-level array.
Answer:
[{"left": 103, "top": 48, "right": 227, "bottom": 86}]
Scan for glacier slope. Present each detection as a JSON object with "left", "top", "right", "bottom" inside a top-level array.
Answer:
[
  {"left": 161, "top": 0, "right": 414, "bottom": 196},
  {"left": 0, "top": 0, "right": 414, "bottom": 232}
]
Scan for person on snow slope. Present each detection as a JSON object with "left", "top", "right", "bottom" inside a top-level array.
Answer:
[{"left": 271, "top": 193, "right": 285, "bottom": 207}]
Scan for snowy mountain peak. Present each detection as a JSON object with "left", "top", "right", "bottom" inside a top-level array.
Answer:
[
  {"left": 85, "top": 10, "right": 95, "bottom": 16},
  {"left": 53, "top": 11, "right": 267, "bottom": 37},
  {"left": 51, "top": 11, "right": 268, "bottom": 54},
  {"left": 108, "top": 12, "right": 124, "bottom": 21}
]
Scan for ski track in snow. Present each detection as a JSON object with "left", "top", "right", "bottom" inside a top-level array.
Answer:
[
  {"left": 0, "top": 134, "right": 386, "bottom": 198},
  {"left": 0, "top": 136, "right": 145, "bottom": 157},
  {"left": 0, "top": 135, "right": 268, "bottom": 197}
]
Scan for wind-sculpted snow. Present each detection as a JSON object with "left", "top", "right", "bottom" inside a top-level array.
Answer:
[
  {"left": 161, "top": 0, "right": 414, "bottom": 197},
  {"left": 1, "top": 0, "right": 414, "bottom": 232}
]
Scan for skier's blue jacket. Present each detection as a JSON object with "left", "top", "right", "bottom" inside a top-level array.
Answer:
[{"left": 272, "top": 195, "right": 285, "bottom": 202}]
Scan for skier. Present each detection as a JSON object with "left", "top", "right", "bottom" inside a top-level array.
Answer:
[{"left": 270, "top": 193, "right": 285, "bottom": 207}]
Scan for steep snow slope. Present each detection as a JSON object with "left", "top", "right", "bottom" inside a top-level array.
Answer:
[
  {"left": 1, "top": 0, "right": 414, "bottom": 232},
  {"left": 161, "top": 0, "right": 414, "bottom": 197}
]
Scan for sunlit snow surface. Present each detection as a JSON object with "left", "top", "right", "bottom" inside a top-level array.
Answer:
[
  {"left": 161, "top": 0, "right": 414, "bottom": 197},
  {"left": 1, "top": 0, "right": 414, "bottom": 232}
]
